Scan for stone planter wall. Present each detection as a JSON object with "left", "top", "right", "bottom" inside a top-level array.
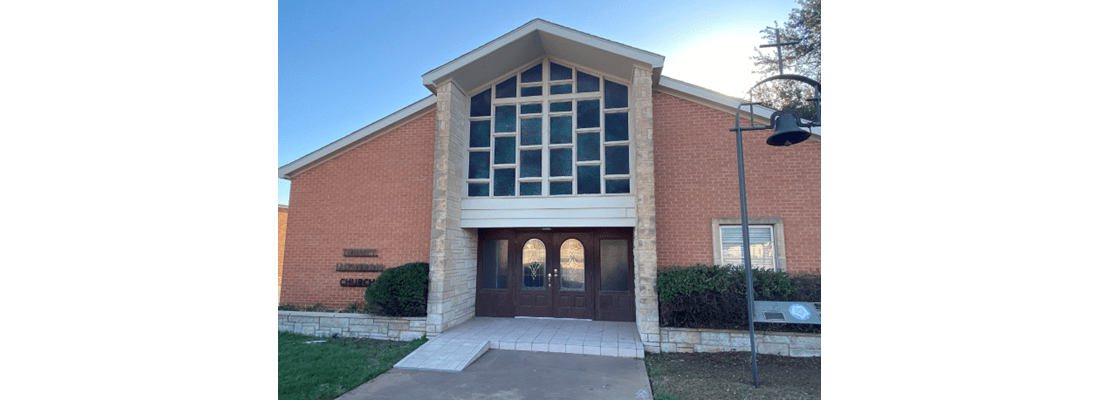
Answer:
[
  {"left": 659, "top": 327, "right": 820, "bottom": 357},
  {"left": 278, "top": 311, "right": 426, "bottom": 341}
]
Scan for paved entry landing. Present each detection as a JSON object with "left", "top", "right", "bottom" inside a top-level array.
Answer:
[{"left": 393, "top": 317, "right": 644, "bottom": 372}]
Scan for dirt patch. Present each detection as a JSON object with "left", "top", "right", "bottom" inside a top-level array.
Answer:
[{"left": 645, "top": 351, "right": 820, "bottom": 400}]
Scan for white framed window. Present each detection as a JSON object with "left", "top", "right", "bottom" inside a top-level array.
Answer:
[
  {"left": 465, "top": 57, "right": 632, "bottom": 198},
  {"left": 712, "top": 217, "right": 786, "bottom": 271}
]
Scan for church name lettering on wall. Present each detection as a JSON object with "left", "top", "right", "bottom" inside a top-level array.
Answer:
[
  {"left": 339, "top": 248, "right": 380, "bottom": 287},
  {"left": 343, "top": 248, "right": 379, "bottom": 257},
  {"left": 339, "top": 278, "right": 374, "bottom": 287},
  {"left": 335, "top": 264, "right": 384, "bottom": 272}
]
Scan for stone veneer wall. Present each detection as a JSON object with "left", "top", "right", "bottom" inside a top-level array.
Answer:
[
  {"left": 427, "top": 80, "right": 478, "bottom": 338},
  {"left": 659, "top": 327, "right": 820, "bottom": 357},
  {"left": 631, "top": 64, "right": 660, "bottom": 353},
  {"left": 279, "top": 311, "right": 426, "bottom": 342}
]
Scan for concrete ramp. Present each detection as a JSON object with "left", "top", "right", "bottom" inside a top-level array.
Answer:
[
  {"left": 394, "top": 317, "right": 643, "bottom": 372},
  {"left": 393, "top": 338, "right": 491, "bottom": 372}
]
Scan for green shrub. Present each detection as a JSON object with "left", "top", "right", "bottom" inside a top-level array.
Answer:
[
  {"left": 364, "top": 262, "right": 429, "bottom": 317},
  {"left": 656, "top": 264, "right": 820, "bottom": 333}
]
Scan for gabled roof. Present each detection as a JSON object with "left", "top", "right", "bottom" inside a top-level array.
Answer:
[
  {"left": 278, "top": 95, "right": 436, "bottom": 179},
  {"left": 655, "top": 76, "right": 821, "bottom": 138},
  {"left": 280, "top": 20, "right": 819, "bottom": 180},
  {"left": 422, "top": 19, "right": 665, "bottom": 95}
]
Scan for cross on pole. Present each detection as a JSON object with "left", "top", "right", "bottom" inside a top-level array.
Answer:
[{"left": 759, "top": 26, "right": 799, "bottom": 75}]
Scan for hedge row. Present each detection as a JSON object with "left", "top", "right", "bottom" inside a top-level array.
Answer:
[{"left": 657, "top": 264, "right": 820, "bottom": 334}]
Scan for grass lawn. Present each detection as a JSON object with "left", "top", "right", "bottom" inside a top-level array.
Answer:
[
  {"left": 278, "top": 331, "right": 427, "bottom": 400},
  {"left": 646, "top": 351, "right": 820, "bottom": 400}
]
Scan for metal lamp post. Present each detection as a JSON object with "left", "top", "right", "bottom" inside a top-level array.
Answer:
[
  {"left": 729, "top": 28, "right": 821, "bottom": 388},
  {"left": 730, "top": 83, "right": 819, "bottom": 388}
]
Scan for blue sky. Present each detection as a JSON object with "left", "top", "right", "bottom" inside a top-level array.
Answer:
[{"left": 278, "top": 0, "right": 804, "bottom": 206}]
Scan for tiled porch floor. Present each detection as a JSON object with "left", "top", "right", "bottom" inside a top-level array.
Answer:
[{"left": 394, "top": 317, "right": 644, "bottom": 372}]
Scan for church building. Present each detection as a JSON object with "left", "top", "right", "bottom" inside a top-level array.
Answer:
[{"left": 278, "top": 19, "right": 820, "bottom": 352}]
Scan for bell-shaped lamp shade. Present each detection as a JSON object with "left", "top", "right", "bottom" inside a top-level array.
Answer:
[{"left": 766, "top": 112, "right": 811, "bottom": 146}]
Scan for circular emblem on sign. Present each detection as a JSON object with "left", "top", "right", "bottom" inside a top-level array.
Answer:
[{"left": 789, "top": 304, "right": 811, "bottom": 321}]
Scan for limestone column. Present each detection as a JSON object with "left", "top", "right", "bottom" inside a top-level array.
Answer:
[
  {"left": 427, "top": 80, "right": 478, "bottom": 338},
  {"left": 631, "top": 65, "right": 660, "bottom": 352}
]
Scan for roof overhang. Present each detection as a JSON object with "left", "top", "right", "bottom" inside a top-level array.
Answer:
[
  {"left": 278, "top": 95, "right": 436, "bottom": 180},
  {"left": 656, "top": 76, "right": 820, "bottom": 140},
  {"left": 422, "top": 19, "right": 665, "bottom": 95}
]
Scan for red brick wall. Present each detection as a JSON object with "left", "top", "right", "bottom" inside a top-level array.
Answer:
[
  {"left": 653, "top": 92, "right": 821, "bottom": 274},
  {"left": 280, "top": 110, "right": 436, "bottom": 308},
  {"left": 278, "top": 205, "right": 288, "bottom": 301}
]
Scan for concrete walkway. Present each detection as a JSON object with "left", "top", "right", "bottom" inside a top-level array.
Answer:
[
  {"left": 394, "top": 317, "right": 645, "bottom": 372},
  {"left": 338, "top": 349, "right": 653, "bottom": 400}
]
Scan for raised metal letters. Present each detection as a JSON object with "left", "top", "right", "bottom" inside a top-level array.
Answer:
[
  {"left": 343, "top": 248, "right": 378, "bottom": 257},
  {"left": 339, "top": 278, "right": 375, "bottom": 287},
  {"left": 335, "top": 263, "right": 384, "bottom": 272}
]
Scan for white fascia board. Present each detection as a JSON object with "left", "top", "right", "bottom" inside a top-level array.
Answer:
[
  {"left": 278, "top": 95, "right": 436, "bottom": 179},
  {"left": 422, "top": 19, "right": 664, "bottom": 93},
  {"left": 532, "top": 20, "right": 664, "bottom": 70},
  {"left": 656, "top": 76, "right": 821, "bottom": 140}
]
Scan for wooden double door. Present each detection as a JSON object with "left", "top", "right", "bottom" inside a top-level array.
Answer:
[{"left": 475, "top": 228, "right": 635, "bottom": 321}]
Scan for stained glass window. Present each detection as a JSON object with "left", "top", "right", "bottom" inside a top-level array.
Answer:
[
  {"left": 468, "top": 151, "right": 490, "bottom": 179},
  {"left": 605, "top": 145, "right": 629, "bottom": 175},
  {"left": 605, "top": 112, "right": 628, "bottom": 142},
  {"left": 577, "top": 100, "right": 600, "bottom": 128},
  {"left": 550, "top": 148, "right": 572, "bottom": 177},
  {"left": 550, "top": 101, "right": 572, "bottom": 112},
  {"left": 550, "top": 116, "right": 572, "bottom": 144},
  {"left": 520, "top": 118, "right": 542, "bottom": 146},
  {"left": 520, "top": 150, "right": 541, "bottom": 178},
  {"left": 494, "top": 136, "right": 515, "bottom": 165},
  {"left": 467, "top": 59, "right": 633, "bottom": 197},
  {"left": 521, "top": 86, "right": 542, "bottom": 97},
  {"left": 495, "top": 76, "right": 516, "bottom": 98},
  {"left": 494, "top": 168, "right": 515, "bottom": 196},
  {"left": 560, "top": 239, "right": 585, "bottom": 291},
  {"left": 577, "top": 132, "right": 600, "bottom": 161},
  {"left": 471, "top": 88, "right": 491, "bottom": 117},
  {"left": 522, "top": 239, "right": 547, "bottom": 289},
  {"left": 577, "top": 165, "right": 600, "bottom": 194},
  {"left": 521, "top": 64, "right": 542, "bottom": 83},
  {"left": 495, "top": 105, "right": 516, "bottom": 133},
  {"left": 577, "top": 71, "right": 599, "bottom": 93},
  {"left": 520, "top": 182, "right": 542, "bottom": 196},
  {"left": 550, "top": 181, "right": 572, "bottom": 195},
  {"left": 604, "top": 80, "right": 628, "bottom": 109},
  {"left": 605, "top": 179, "right": 630, "bottom": 194},
  {"left": 520, "top": 103, "right": 542, "bottom": 114},
  {"left": 469, "top": 183, "right": 489, "bottom": 197},
  {"left": 550, "top": 62, "right": 572, "bottom": 80},
  {"left": 470, "top": 120, "right": 491, "bottom": 148},
  {"left": 550, "top": 84, "right": 572, "bottom": 95}
]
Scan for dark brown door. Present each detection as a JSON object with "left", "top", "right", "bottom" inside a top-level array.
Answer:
[
  {"left": 593, "top": 229, "right": 635, "bottom": 321},
  {"left": 475, "top": 228, "right": 634, "bottom": 321},
  {"left": 551, "top": 232, "right": 593, "bottom": 319},
  {"left": 475, "top": 230, "right": 514, "bottom": 318},
  {"left": 515, "top": 232, "right": 554, "bottom": 317}
]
